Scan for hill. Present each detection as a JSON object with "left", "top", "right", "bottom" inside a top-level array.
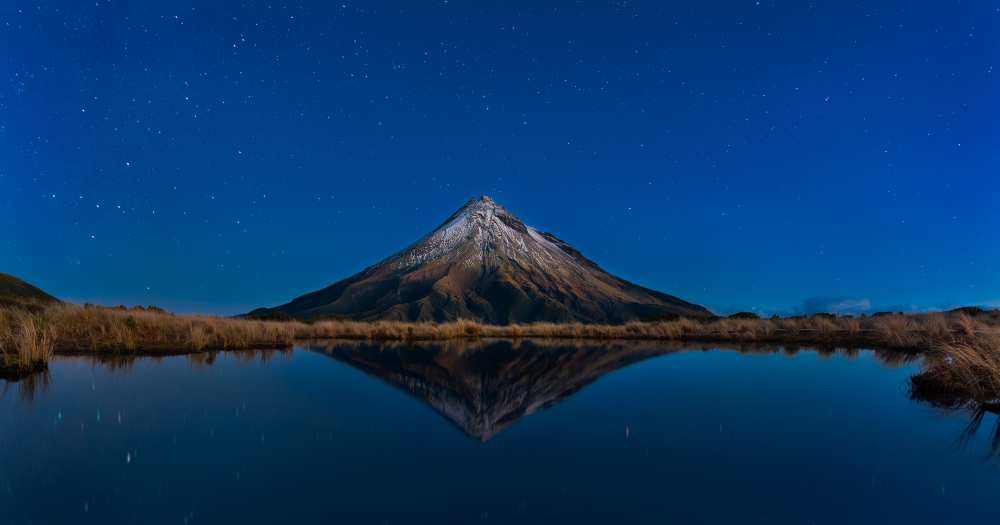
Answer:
[{"left": 0, "top": 273, "right": 59, "bottom": 311}]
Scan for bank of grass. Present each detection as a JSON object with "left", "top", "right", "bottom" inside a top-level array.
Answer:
[
  {"left": 1, "top": 303, "right": 998, "bottom": 403},
  {"left": 0, "top": 308, "right": 54, "bottom": 378},
  {"left": 911, "top": 333, "right": 1000, "bottom": 406}
]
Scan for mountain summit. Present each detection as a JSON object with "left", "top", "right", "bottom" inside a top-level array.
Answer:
[{"left": 250, "top": 196, "right": 710, "bottom": 323}]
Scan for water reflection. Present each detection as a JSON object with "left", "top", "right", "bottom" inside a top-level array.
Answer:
[
  {"left": 912, "top": 391, "right": 1000, "bottom": 460},
  {"left": 0, "top": 349, "right": 294, "bottom": 404},
  {"left": 1, "top": 368, "right": 50, "bottom": 403},
  {"left": 308, "top": 339, "right": 675, "bottom": 440},
  {"left": 76, "top": 347, "right": 296, "bottom": 372},
  {"left": 957, "top": 404, "right": 1000, "bottom": 459},
  {"left": 1, "top": 341, "right": 996, "bottom": 457},
  {"left": 302, "top": 339, "right": 927, "bottom": 441},
  {"left": 306, "top": 339, "right": 998, "bottom": 456},
  {"left": 2, "top": 341, "right": 997, "bottom": 523}
]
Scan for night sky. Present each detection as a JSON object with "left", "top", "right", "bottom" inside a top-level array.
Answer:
[{"left": 2, "top": 1, "right": 997, "bottom": 316}]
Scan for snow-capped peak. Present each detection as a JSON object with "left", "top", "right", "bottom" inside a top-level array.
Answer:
[{"left": 393, "top": 195, "right": 571, "bottom": 270}]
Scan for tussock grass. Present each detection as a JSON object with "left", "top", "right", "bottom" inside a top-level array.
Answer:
[
  {"left": 912, "top": 332, "right": 1000, "bottom": 405},
  {"left": 1, "top": 303, "right": 995, "bottom": 354},
  {"left": 2, "top": 304, "right": 997, "bottom": 354},
  {"left": 0, "top": 308, "right": 55, "bottom": 375},
  {"left": 39, "top": 304, "right": 300, "bottom": 353}
]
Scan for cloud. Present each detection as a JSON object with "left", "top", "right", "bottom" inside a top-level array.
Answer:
[
  {"left": 793, "top": 297, "right": 872, "bottom": 315},
  {"left": 716, "top": 298, "right": 997, "bottom": 318}
]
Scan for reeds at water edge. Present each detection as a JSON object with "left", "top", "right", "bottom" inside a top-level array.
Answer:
[
  {"left": 911, "top": 333, "right": 1000, "bottom": 406},
  {"left": 0, "top": 308, "right": 55, "bottom": 375}
]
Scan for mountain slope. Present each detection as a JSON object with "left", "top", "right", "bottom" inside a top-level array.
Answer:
[
  {"left": 251, "top": 196, "right": 710, "bottom": 323},
  {"left": 0, "top": 273, "right": 59, "bottom": 310}
]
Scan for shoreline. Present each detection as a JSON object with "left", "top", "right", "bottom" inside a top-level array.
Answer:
[
  {"left": 49, "top": 329, "right": 938, "bottom": 351},
  {"left": 2, "top": 303, "right": 998, "bottom": 405}
]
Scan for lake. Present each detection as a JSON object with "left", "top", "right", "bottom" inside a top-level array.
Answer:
[{"left": 1, "top": 340, "right": 997, "bottom": 524}]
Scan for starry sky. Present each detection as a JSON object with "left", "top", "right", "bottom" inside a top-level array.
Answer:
[{"left": 2, "top": 1, "right": 997, "bottom": 316}]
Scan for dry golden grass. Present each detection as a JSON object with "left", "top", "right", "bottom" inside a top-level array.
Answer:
[
  {"left": 39, "top": 304, "right": 301, "bottom": 353},
  {"left": 0, "top": 308, "right": 55, "bottom": 373},
  {"left": 873, "top": 315, "right": 920, "bottom": 348},
  {"left": 912, "top": 331, "right": 1000, "bottom": 405},
  {"left": 1, "top": 304, "right": 996, "bottom": 355}
]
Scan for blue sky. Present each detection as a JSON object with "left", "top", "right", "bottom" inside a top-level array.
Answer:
[{"left": 2, "top": 1, "right": 997, "bottom": 315}]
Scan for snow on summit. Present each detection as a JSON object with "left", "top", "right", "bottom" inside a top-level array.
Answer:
[{"left": 395, "top": 195, "right": 568, "bottom": 271}]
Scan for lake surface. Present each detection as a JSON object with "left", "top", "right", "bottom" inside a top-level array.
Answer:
[{"left": 1, "top": 340, "right": 997, "bottom": 524}]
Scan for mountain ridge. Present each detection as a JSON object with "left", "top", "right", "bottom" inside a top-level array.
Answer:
[{"left": 249, "top": 196, "right": 711, "bottom": 323}]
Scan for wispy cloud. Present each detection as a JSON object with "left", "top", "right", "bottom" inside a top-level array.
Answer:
[
  {"left": 788, "top": 298, "right": 999, "bottom": 316},
  {"left": 793, "top": 297, "right": 872, "bottom": 315},
  {"left": 711, "top": 298, "right": 997, "bottom": 318}
]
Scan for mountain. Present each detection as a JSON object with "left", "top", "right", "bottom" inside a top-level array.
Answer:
[
  {"left": 250, "top": 195, "right": 711, "bottom": 323},
  {"left": 309, "top": 339, "right": 675, "bottom": 441},
  {"left": 0, "top": 273, "right": 59, "bottom": 311}
]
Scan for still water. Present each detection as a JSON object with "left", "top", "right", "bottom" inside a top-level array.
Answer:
[{"left": 1, "top": 340, "right": 997, "bottom": 524}]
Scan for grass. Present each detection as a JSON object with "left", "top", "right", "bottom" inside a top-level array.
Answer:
[
  {"left": 0, "top": 308, "right": 55, "bottom": 378},
  {"left": 1, "top": 303, "right": 998, "bottom": 404},
  {"left": 911, "top": 332, "right": 1000, "bottom": 406},
  {"left": 2, "top": 304, "right": 998, "bottom": 352},
  {"left": 31, "top": 304, "right": 300, "bottom": 353}
]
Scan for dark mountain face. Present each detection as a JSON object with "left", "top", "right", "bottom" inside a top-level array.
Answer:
[
  {"left": 251, "top": 196, "right": 710, "bottom": 323},
  {"left": 0, "top": 273, "right": 59, "bottom": 311}
]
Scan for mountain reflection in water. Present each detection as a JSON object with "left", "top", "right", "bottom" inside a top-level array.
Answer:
[
  {"left": 309, "top": 339, "right": 674, "bottom": 441},
  {"left": 2, "top": 340, "right": 998, "bottom": 456},
  {"left": 2, "top": 340, "right": 1000, "bottom": 524},
  {"left": 310, "top": 339, "right": 998, "bottom": 453}
]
